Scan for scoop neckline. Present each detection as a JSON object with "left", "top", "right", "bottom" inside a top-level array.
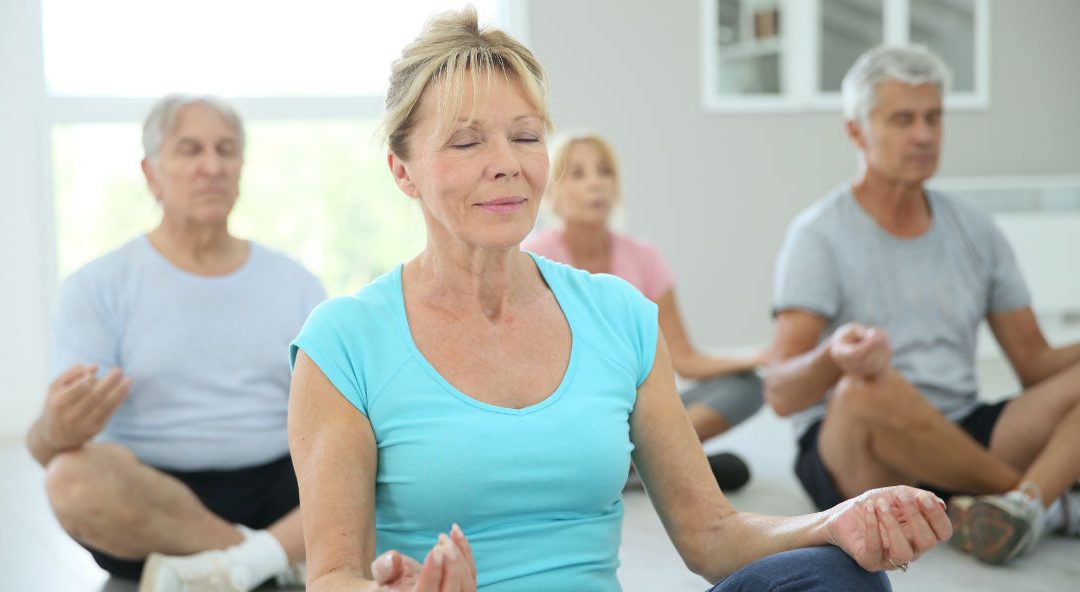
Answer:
[{"left": 391, "top": 252, "right": 578, "bottom": 416}]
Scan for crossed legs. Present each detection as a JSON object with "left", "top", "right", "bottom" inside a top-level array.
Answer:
[
  {"left": 43, "top": 443, "right": 303, "bottom": 564},
  {"left": 818, "top": 362, "right": 1080, "bottom": 505}
]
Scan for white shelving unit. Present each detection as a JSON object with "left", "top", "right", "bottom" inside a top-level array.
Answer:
[
  {"left": 701, "top": 0, "right": 990, "bottom": 113},
  {"left": 717, "top": 36, "right": 781, "bottom": 61}
]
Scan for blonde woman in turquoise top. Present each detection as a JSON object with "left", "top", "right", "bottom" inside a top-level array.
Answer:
[{"left": 287, "top": 8, "right": 951, "bottom": 592}]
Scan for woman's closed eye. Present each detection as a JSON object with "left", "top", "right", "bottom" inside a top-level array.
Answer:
[{"left": 448, "top": 129, "right": 483, "bottom": 149}]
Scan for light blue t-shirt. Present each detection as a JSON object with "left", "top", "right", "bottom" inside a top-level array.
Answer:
[
  {"left": 291, "top": 253, "right": 658, "bottom": 592},
  {"left": 773, "top": 185, "right": 1030, "bottom": 437},
  {"left": 51, "top": 236, "right": 325, "bottom": 471}
]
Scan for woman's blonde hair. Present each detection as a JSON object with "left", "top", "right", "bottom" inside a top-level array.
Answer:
[
  {"left": 382, "top": 6, "right": 551, "bottom": 159},
  {"left": 547, "top": 132, "right": 621, "bottom": 195}
]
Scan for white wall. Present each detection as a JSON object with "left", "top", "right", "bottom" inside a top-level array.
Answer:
[
  {"left": 528, "top": 0, "right": 1080, "bottom": 348},
  {"left": 1, "top": 0, "right": 54, "bottom": 440}
]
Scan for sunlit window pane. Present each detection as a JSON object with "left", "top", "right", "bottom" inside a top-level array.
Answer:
[
  {"left": 42, "top": 0, "right": 503, "bottom": 97},
  {"left": 52, "top": 124, "right": 157, "bottom": 275},
  {"left": 52, "top": 121, "right": 426, "bottom": 296},
  {"left": 910, "top": 0, "right": 976, "bottom": 92},
  {"left": 233, "top": 121, "right": 426, "bottom": 295}
]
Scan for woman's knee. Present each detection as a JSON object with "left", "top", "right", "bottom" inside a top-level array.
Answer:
[
  {"left": 701, "top": 372, "right": 766, "bottom": 428},
  {"left": 711, "top": 546, "right": 890, "bottom": 592}
]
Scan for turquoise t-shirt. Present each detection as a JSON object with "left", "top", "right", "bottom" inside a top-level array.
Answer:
[{"left": 291, "top": 253, "right": 658, "bottom": 592}]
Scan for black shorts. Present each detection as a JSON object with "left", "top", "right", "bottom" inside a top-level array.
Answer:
[
  {"left": 795, "top": 400, "right": 1009, "bottom": 511},
  {"left": 86, "top": 454, "right": 300, "bottom": 581}
]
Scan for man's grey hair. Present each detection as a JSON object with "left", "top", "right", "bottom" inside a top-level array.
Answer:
[
  {"left": 142, "top": 94, "right": 245, "bottom": 162},
  {"left": 841, "top": 45, "right": 951, "bottom": 128}
]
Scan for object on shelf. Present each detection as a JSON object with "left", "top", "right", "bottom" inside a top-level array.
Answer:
[{"left": 754, "top": 7, "right": 780, "bottom": 39}]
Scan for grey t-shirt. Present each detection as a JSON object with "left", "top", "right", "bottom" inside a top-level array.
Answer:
[{"left": 773, "top": 184, "right": 1030, "bottom": 437}]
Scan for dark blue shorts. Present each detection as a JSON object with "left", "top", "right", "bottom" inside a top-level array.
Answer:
[
  {"left": 795, "top": 400, "right": 1009, "bottom": 511},
  {"left": 85, "top": 454, "right": 299, "bottom": 581}
]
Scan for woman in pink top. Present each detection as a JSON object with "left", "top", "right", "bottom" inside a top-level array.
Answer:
[{"left": 523, "top": 133, "right": 765, "bottom": 491}]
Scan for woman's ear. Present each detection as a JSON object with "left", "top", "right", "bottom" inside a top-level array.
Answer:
[{"left": 388, "top": 152, "right": 421, "bottom": 198}]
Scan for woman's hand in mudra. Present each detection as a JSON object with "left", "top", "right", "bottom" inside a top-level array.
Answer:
[
  {"left": 827, "top": 485, "right": 952, "bottom": 572},
  {"left": 371, "top": 524, "right": 477, "bottom": 592}
]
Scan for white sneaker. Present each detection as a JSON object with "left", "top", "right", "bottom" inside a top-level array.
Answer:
[
  {"left": 139, "top": 550, "right": 252, "bottom": 592},
  {"left": 273, "top": 562, "right": 307, "bottom": 588}
]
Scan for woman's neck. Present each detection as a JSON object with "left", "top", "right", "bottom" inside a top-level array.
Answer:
[
  {"left": 560, "top": 221, "right": 610, "bottom": 272},
  {"left": 407, "top": 235, "right": 539, "bottom": 323}
]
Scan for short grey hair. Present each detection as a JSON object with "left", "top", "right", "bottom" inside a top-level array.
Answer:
[
  {"left": 841, "top": 45, "right": 951, "bottom": 128},
  {"left": 142, "top": 94, "right": 245, "bottom": 161}
]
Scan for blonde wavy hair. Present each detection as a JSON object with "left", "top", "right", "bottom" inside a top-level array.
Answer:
[
  {"left": 381, "top": 6, "right": 551, "bottom": 159},
  {"left": 546, "top": 132, "right": 621, "bottom": 196}
]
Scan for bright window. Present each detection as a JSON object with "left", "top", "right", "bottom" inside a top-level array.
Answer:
[
  {"left": 43, "top": 0, "right": 516, "bottom": 297},
  {"left": 42, "top": 0, "right": 505, "bottom": 97},
  {"left": 52, "top": 121, "right": 426, "bottom": 294}
]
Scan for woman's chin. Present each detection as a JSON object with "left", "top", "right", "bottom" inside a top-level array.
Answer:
[
  {"left": 488, "top": 229, "right": 538, "bottom": 252},
  {"left": 565, "top": 213, "right": 611, "bottom": 228}
]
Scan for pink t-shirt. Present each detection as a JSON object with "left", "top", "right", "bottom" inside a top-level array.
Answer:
[{"left": 522, "top": 228, "right": 674, "bottom": 301}]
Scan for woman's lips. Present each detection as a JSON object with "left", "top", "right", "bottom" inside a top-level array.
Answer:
[{"left": 476, "top": 197, "right": 525, "bottom": 214}]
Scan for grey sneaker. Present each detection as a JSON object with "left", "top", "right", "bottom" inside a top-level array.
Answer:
[
  {"left": 139, "top": 550, "right": 251, "bottom": 592},
  {"left": 1057, "top": 490, "right": 1080, "bottom": 537},
  {"left": 947, "top": 495, "right": 975, "bottom": 554},
  {"left": 968, "top": 489, "right": 1046, "bottom": 565}
]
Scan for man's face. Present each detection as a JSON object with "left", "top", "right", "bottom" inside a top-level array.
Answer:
[
  {"left": 850, "top": 81, "right": 943, "bottom": 185},
  {"left": 143, "top": 103, "right": 243, "bottom": 225}
]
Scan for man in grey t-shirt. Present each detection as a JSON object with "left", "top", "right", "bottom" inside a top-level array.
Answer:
[{"left": 766, "top": 46, "right": 1080, "bottom": 567}]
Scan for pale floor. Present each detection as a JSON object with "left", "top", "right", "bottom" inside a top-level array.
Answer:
[
  {"left": 618, "top": 406, "right": 1079, "bottom": 592},
  {"left": 0, "top": 440, "right": 302, "bottom": 592},
  {"left": 2, "top": 367, "right": 1077, "bottom": 591}
]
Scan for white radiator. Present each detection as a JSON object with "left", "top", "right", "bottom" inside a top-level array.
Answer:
[{"left": 930, "top": 176, "right": 1080, "bottom": 377}]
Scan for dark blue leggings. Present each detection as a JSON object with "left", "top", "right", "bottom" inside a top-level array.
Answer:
[{"left": 706, "top": 546, "right": 891, "bottom": 592}]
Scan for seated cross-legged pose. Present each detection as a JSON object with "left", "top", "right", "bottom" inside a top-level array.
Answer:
[
  {"left": 523, "top": 132, "right": 764, "bottom": 491},
  {"left": 287, "top": 10, "right": 951, "bottom": 592},
  {"left": 766, "top": 45, "right": 1080, "bottom": 566},
  {"left": 26, "top": 94, "right": 326, "bottom": 591}
]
